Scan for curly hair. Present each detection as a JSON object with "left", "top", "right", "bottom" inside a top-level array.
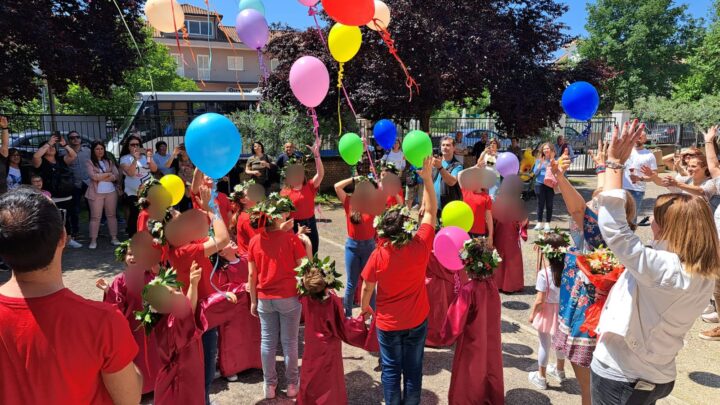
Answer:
[{"left": 378, "top": 210, "right": 404, "bottom": 241}]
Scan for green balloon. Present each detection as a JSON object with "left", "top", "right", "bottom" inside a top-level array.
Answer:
[
  {"left": 339, "top": 132, "right": 364, "bottom": 165},
  {"left": 402, "top": 130, "right": 432, "bottom": 168}
]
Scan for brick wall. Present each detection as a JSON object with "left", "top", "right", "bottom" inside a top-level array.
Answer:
[{"left": 238, "top": 156, "right": 353, "bottom": 193}]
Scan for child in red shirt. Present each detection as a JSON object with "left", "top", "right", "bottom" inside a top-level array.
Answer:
[
  {"left": 380, "top": 162, "right": 405, "bottom": 207},
  {"left": 280, "top": 139, "right": 324, "bottom": 255},
  {"left": 462, "top": 187, "right": 494, "bottom": 242},
  {"left": 247, "top": 193, "right": 311, "bottom": 399}
]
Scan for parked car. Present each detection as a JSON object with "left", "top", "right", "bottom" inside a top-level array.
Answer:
[
  {"left": 10, "top": 131, "right": 92, "bottom": 162},
  {"left": 457, "top": 129, "right": 511, "bottom": 151}
]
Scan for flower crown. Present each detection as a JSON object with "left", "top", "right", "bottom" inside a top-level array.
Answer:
[
  {"left": 249, "top": 192, "right": 296, "bottom": 228},
  {"left": 134, "top": 267, "right": 183, "bottom": 335},
  {"left": 533, "top": 228, "right": 571, "bottom": 261},
  {"left": 136, "top": 178, "right": 162, "bottom": 209},
  {"left": 378, "top": 161, "right": 400, "bottom": 175},
  {"left": 280, "top": 155, "right": 307, "bottom": 179},
  {"left": 373, "top": 205, "right": 418, "bottom": 247},
  {"left": 114, "top": 240, "right": 131, "bottom": 263},
  {"left": 147, "top": 208, "right": 175, "bottom": 246},
  {"left": 229, "top": 179, "right": 256, "bottom": 203},
  {"left": 295, "top": 255, "right": 343, "bottom": 301},
  {"left": 460, "top": 237, "right": 502, "bottom": 279}
]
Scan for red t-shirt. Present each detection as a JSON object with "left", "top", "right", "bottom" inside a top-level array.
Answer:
[
  {"left": 462, "top": 189, "right": 493, "bottom": 235},
  {"left": 168, "top": 240, "right": 214, "bottom": 300},
  {"left": 343, "top": 198, "right": 376, "bottom": 241},
  {"left": 192, "top": 192, "right": 232, "bottom": 225},
  {"left": 281, "top": 183, "right": 318, "bottom": 220},
  {"left": 137, "top": 209, "right": 150, "bottom": 232},
  {"left": 0, "top": 289, "right": 138, "bottom": 404},
  {"left": 385, "top": 189, "right": 405, "bottom": 208},
  {"left": 236, "top": 212, "right": 260, "bottom": 255},
  {"left": 361, "top": 223, "right": 434, "bottom": 331},
  {"left": 248, "top": 230, "right": 307, "bottom": 299}
]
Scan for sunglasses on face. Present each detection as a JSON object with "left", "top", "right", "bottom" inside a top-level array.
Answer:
[
  {"left": 129, "top": 143, "right": 140, "bottom": 147},
  {"left": 68, "top": 136, "right": 80, "bottom": 140}
]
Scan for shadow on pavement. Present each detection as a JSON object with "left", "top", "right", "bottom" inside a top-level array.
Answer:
[
  {"left": 502, "top": 342, "right": 534, "bottom": 356},
  {"left": 689, "top": 371, "right": 720, "bottom": 388},
  {"left": 505, "top": 388, "right": 552, "bottom": 404},
  {"left": 345, "top": 370, "right": 383, "bottom": 403},
  {"left": 503, "top": 300, "right": 531, "bottom": 311},
  {"left": 502, "top": 320, "right": 521, "bottom": 334},
  {"left": 503, "top": 352, "right": 537, "bottom": 372},
  {"left": 422, "top": 350, "right": 454, "bottom": 375}
]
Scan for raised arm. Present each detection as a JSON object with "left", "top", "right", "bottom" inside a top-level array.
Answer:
[
  {"left": 551, "top": 155, "right": 586, "bottom": 227},
  {"left": 334, "top": 177, "right": 354, "bottom": 202},
  {"left": 165, "top": 146, "right": 179, "bottom": 168},
  {"left": 120, "top": 150, "right": 140, "bottom": 177},
  {"left": 705, "top": 126, "right": 720, "bottom": 179},
  {"left": 309, "top": 139, "right": 324, "bottom": 189},
  {"left": 146, "top": 149, "right": 158, "bottom": 173},
  {"left": 434, "top": 157, "right": 459, "bottom": 187},
  {"left": 33, "top": 143, "right": 53, "bottom": 168},
  {"left": 0, "top": 116, "right": 8, "bottom": 158},
  {"left": 190, "top": 168, "right": 203, "bottom": 195},
  {"left": 417, "top": 157, "right": 437, "bottom": 227}
]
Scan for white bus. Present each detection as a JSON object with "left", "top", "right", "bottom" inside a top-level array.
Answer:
[{"left": 108, "top": 91, "right": 260, "bottom": 156}]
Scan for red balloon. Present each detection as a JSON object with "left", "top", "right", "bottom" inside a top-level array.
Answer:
[{"left": 321, "top": 0, "right": 375, "bottom": 26}]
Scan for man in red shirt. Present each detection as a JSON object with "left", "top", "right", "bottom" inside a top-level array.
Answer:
[
  {"left": 0, "top": 188, "right": 142, "bottom": 404},
  {"left": 360, "top": 156, "right": 437, "bottom": 405}
]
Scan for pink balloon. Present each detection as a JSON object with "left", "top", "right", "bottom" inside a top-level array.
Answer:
[
  {"left": 235, "top": 9, "right": 269, "bottom": 50},
  {"left": 298, "top": 0, "right": 319, "bottom": 5},
  {"left": 433, "top": 226, "right": 471, "bottom": 271},
  {"left": 496, "top": 152, "right": 520, "bottom": 177},
  {"left": 289, "top": 56, "right": 330, "bottom": 108}
]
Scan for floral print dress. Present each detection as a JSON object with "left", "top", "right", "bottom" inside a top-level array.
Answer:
[{"left": 552, "top": 206, "right": 605, "bottom": 367}]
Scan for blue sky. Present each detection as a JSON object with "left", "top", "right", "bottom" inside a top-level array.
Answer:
[{"left": 185, "top": 0, "right": 714, "bottom": 35}]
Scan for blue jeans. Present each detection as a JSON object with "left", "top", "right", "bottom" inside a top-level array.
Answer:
[
  {"left": 591, "top": 369, "right": 674, "bottom": 405},
  {"left": 626, "top": 189, "right": 645, "bottom": 224},
  {"left": 202, "top": 328, "right": 218, "bottom": 405},
  {"left": 344, "top": 238, "right": 376, "bottom": 317},
  {"left": 377, "top": 318, "right": 429, "bottom": 405},
  {"left": 257, "top": 296, "right": 302, "bottom": 386}
]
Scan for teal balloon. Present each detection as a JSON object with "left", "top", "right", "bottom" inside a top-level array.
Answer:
[
  {"left": 185, "top": 113, "right": 242, "bottom": 179},
  {"left": 339, "top": 133, "right": 364, "bottom": 165},
  {"left": 239, "top": 0, "right": 265, "bottom": 15}
]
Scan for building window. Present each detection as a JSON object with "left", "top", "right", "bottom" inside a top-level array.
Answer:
[
  {"left": 228, "top": 56, "right": 244, "bottom": 71},
  {"left": 186, "top": 20, "right": 213, "bottom": 37},
  {"left": 171, "top": 54, "right": 184, "bottom": 77},
  {"left": 270, "top": 58, "right": 280, "bottom": 72},
  {"left": 197, "top": 55, "right": 210, "bottom": 80}
]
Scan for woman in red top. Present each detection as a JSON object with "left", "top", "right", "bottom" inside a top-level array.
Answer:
[
  {"left": 280, "top": 139, "right": 324, "bottom": 255},
  {"left": 360, "top": 157, "right": 436, "bottom": 405},
  {"left": 248, "top": 194, "right": 311, "bottom": 399},
  {"left": 334, "top": 176, "right": 378, "bottom": 317}
]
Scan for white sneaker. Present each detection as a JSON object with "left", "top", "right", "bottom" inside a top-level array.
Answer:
[
  {"left": 88, "top": 241, "right": 97, "bottom": 250},
  {"left": 702, "top": 312, "right": 719, "bottom": 323},
  {"left": 704, "top": 302, "right": 716, "bottom": 315},
  {"left": 67, "top": 239, "right": 83, "bottom": 249},
  {"left": 533, "top": 223, "right": 543, "bottom": 231},
  {"left": 264, "top": 384, "right": 276, "bottom": 399},
  {"left": 286, "top": 384, "right": 298, "bottom": 398},
  {"left": 528, "top": 371, "right": 547, "bottom": 390},
  {"left": 543, "top": 223, "right": 551, "bottom": 232},
  {"left": 546, "top": 364, "right": 566, "bottom": 382},
  {"left": 225, "top": 374, "right": 238, "bottom": 382},
  {"left": 110, "top": 238, "right": 122, "bottom": 246}
]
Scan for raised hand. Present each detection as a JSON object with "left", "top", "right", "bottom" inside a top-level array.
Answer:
[
  {"left": 705, "top": 126, "right": 718, "bottom": 144},
  {"left": 95, "top": 278, "right": 109, "bottom": 292},
  {"left": 189, "top": 261, "right": 202, "bottom": 286},
  {"left": 0, "top": 116, "right": 8, "bottom": 128},
  {"left": 608, "top": 120, "right": 644, "bottom": 164},
  {"left": 591, "top": 138, "right": 609, "bottom": 167},
  {"left": 640, "top": 165, "right": 654, "bottom": 178},
  {"left": 419, "top": 157, "right": 434, "bottom": 182},
  {"left": 198, "top": 184, "right": 212, "bottom": 212},
  {"left": 307, "top": 137, "right": 321, "bottom": 157}
]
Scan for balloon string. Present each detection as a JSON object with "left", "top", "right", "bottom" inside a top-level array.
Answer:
[
  {"left": 308, "top": 6, "right": 328, "bottom": 49},
  {"left": 362, "top": 135, "right": 379, "bottom": 180},
  {"left": 582, "top": 121, "right": 593, "bottom": 139},
  {"left": 377, "top": 24, "right": 420, "bottom": 101},
  {"left": 309, "top": 108, "right": 321, "bottom": 150},
  {"left": 180, "top": 27, "right": 203, "bottom": 87},
  {"left": 208, "top": 4, "right": 245, "bottom": 97},
  {"left": 204, "top": 0, "right": 213, "bottom": 73},
  {"left": 110, "top": 0, "right": 154, "bottom": 93},
  {"left": 337, "top": 62, "right": 345, "bottom": 136},
  {"left": 170, "top": 0, "right": 184, "bottom": 62},
  {"left": 257, "top": 49, "right": 270, "bottom": 82}
]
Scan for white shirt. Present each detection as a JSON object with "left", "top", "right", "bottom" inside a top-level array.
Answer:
[
  {"left": 592, "top": 189, "right": 714, "bottom": 383},
  {"left": 622, "top": 148, "right": 657, "bottom": 192},
  {"left": 96, "top": 161, "right": 115, "bottom": 194},
  {"left": 382, "top": 150, "right": 407, "bottom": 172},
  {"left": 6, "top": 166, "right": 21, "bottom": 190},
  {"left": 454, "top": 142, "right": 467, "bottom": 163},
  {"left": 535, "top": 267, "right": 559, "bottom": 304},
  {"left": 120, "top": 155, "right": 152, "bottom": 196}
]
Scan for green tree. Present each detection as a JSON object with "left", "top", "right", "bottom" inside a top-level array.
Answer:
[
  {"left": 229, "top": 100, "right": 312, "bottom": 156},
  {"left": 580, "top": 0, "right": 702, "bottom": 108},
  {"left": 675, "top": 1, "right": 720, "bottom": 100},
  {"left": 62, "top": 29, "right": 198, "bottom": 117},
  {"left": 633, "top": 94, "right": 720, "bottom": 129}
]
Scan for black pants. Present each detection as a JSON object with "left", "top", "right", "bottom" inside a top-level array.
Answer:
[
  {"left": 70, "top": 184, "right": 87, "bottom": 238},
  {"left": 294, "top": 216, "right": 319, "bottom": 256},
  {"left": 591, "top": 369, "right": 675, "bottom": 405},
  {"left": 55, "top": 198, "right": 74, "bottom": 237},
  {"left": 124, "top": 195, "right": 139, "bottom": 237},
  {"left": 534, "top": 184, "right": 555, "bottom": 223}
]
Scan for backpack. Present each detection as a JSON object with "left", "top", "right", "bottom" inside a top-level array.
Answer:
[{"left": 435, "top": 158, "right": 463, "bottom": 208}]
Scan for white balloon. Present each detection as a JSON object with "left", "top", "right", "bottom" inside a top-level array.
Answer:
[
  {"left": 145, "top": 0, "right": 185, "bottom": 33},
  {"left": 366, "top": 0, "right": 391, "bottom": 31}
]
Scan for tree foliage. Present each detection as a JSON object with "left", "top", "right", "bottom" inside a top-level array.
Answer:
[
  {"left": 674, "top": 1, "right": 720, "bottom": 101},
  {"left": 1, "top": 0, "right": 146, "bottom": 103},
  {"left": 579, "top": 0, "right": 703, "bottom": 109},
  {"left": 633, "top": 94, "right": 720, "bottom": 130},
  {"left": 264, "top": 0, "right": 612, "bottom": 137},
  {"left": 229, "top": 100, "right": 313, "bottom": 156}
]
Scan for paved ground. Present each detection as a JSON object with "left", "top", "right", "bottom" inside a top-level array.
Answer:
[{"left": 3, "top": 176, "right": 718, "bottom": 404}]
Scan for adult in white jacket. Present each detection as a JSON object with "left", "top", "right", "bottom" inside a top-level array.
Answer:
[{"left": 592, "top": 120, "right": 720, "bottom": 405}]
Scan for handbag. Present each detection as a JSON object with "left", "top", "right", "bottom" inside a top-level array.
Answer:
[{"left": 543, "top": 164, "right": 558, "bottom": 188}]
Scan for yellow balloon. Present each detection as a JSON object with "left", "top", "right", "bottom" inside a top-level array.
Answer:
[
  {"left": 160, "top": 174, "right": 186, "bottom": 206},
  {"left": 145, "top": 0, "right": 185, "bottom": 33},
  {"left": 147, "top": 184, "right": 173, "bottom": 220},
  {"left": 520, "top": 148, "right": 536, "bottom": 173},
  {"left": 366, "top": 1, "right": 391, "bottom": 31},
  {"left": 441, "top": 201, "right": 475, "bottom": 233},
  {"left": 328, "top": 23, "right": 362, "bottom": 63}
]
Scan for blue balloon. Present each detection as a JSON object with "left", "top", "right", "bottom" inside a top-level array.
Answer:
[
  {"left": 374, "top": 119, "right": 397, "bottom": 150},
  {"left": 239, "top": 0, "right": 265, "bottom": 15},
  {"left": 562, "top": 81, "right": 600, "bottom": 121},
  {"left": 185, "top": 113, "right": 242, "bottom": 179}
]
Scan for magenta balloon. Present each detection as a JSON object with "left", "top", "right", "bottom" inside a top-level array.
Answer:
[
  {"left": 289, "top": 56, "right": 330, "bottom": 108},
  {"left": 235, "top": 9, "right": 269, "bottom": 50},
  {"left": 433, "top": 226, "right": 471, "bottom": 271},
  {"left": 496, "top": 152, "right": 520, "bottom": 177},
  {"left": 298, "top": 0, "right": 319, "bottom": 5}
]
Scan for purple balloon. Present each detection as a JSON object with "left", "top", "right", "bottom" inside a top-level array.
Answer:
[
  {"left": 289, "top": 56, "right": 330, "bottom": 108},
  {"left": 235, "top": 9, "right": 269, "bottom": 50},
  {"left": 496, "top": 152, "right": 520, "bottom": 177}
]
